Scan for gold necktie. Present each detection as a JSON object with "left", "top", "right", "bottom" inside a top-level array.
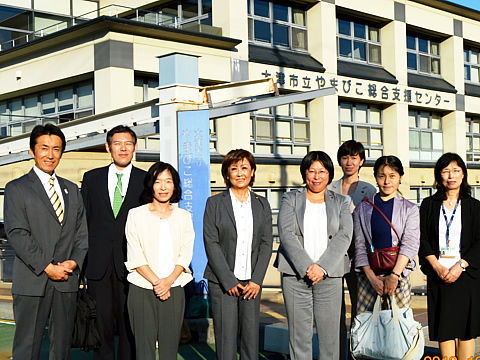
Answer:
[{"left": 49, "top": 177, "right": 64, "bottom": 224}]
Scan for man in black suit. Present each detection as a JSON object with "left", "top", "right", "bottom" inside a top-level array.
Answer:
[
  {"left": 4, "top": 124, "right": 88, "bottom": 359},
  {"left": 81, "top": 125, "right": 146, "bottom": 360}
]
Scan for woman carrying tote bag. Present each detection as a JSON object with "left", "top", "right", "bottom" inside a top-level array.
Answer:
[{"left": 353, "top": 155, "right": 420, "bottom": 313}]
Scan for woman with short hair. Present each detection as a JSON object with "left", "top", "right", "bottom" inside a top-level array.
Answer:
[
  {"left": 125, "top": 161, "right": 194, "bottom": 360},
  {"left": 419, "top": 152, "right": 480, "bottom": 360},
  {"left": 203, "top": 149, "right": 273, "bottom": 360},
  {"left": 275, "top": 150, "right": 352, "bottom": 360}
]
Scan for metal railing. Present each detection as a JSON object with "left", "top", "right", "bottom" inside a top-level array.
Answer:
[{"left": 0, "top": 4, "right": 220, "bottom": 52}]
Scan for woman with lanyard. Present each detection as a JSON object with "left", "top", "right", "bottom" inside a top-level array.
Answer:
[
  {"left": 419, "top": 153, "right": 480, "bottom": 360},
  {"left": 353, "top": 155, "right": 419, "bottom": 313}
]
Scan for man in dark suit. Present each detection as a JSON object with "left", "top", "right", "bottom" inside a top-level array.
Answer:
[
  {"left": 4, "top": 124, "right": 88, "bottom": 359},
  {"left": 81, "top": 125, "right": 146, "bottom": 360}
]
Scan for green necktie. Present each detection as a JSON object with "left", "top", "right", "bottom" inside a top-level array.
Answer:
[{"left": 113, "top": 173, "right": 123, "bottom": 218}]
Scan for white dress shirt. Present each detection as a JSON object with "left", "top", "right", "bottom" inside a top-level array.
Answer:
[
  {"left": 108, "top": 162, "right": 132, "bottom": 208},
  {"left": 303, "top": 200, "right": 328, "bottom": 262},
  {"left": 156, "top": 219, "right": 180, "bottom": 287},
  {"left": 438, "top": 205, "right": 462, "bottom": 269},
  {"left": 33, "top": 165, "right": 65, "bottom": 211},
  {"left": 230, "top": 189, "right": 254, "bottom": 280}
]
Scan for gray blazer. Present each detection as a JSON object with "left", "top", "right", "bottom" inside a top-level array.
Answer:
[
  {"left": 274, "top": 188, "right": 353, "bottom": 278},
  {"left": 203, "top": 190, "right": 273, "bottom": 291},
  {"left": 4, "top": 169, "right": 88, "bottom": 296},
  {"left": 353, "top": 193, "right": 420, "bottom": 276}
]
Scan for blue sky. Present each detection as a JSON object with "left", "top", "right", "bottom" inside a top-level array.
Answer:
[{"left": 448, "top": 0, "right": 480, "bottom": 11}]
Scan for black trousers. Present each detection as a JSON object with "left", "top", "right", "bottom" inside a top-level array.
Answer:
[
  {"left": 12, "top": 280, "right": 76, "bottom": 360},
  {"left": 87, "top": 262, "right": 135, "bottom": 360},
  {"left": 209, "top": 280, "right": 261, "bottom": 360}
]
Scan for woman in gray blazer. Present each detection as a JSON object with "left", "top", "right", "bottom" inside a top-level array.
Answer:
[
  {"left": 203, "top": 149, "right": 273, "bottom": 360},
  {"left": 353, "top": 155, "right": 420, "bottom": 314},
  {"left": 275, "top": 151, "right": 353, "bottom": 360}
]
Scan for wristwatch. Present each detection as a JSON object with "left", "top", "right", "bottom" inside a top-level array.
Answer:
[{"left": 458, "top": 259, "right": 467, "bottom": 271}]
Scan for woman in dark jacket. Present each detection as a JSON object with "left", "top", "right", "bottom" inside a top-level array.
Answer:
[
  {"left": 203, "top": 149, "right": 273, "bottom": 360},
  {"left": 419, "top": 152, "right": 480, "bottom": 360}
]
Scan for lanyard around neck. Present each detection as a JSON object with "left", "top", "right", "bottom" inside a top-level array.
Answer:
[{"left": 441, "top": 198, "right": 460, "bottom": 248}]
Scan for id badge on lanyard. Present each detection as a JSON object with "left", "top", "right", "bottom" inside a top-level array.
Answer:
[{"left": 439, "top": 199, "right": 460, "bottom": 259}]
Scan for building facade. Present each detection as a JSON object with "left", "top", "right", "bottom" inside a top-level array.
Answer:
[{"left": 0, "top": 0, "right": 479, "bottom": 286}]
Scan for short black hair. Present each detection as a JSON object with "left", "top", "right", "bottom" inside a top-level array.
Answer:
[
  {"left": 221, "top": 149, "right": 256, "bottom": 188},
  {"left": 141, "top": 161, "right": 182, "bottom": 204},
  {"left": 337, "top": 140, "right": 366, "bottom": 165},
  {"left": 434, "top": 152, "right": 471, "bottom": 200},
  {"left": 300, "top": 151, "right": 334, "bottom": 184},
  {"left": 30, "top": 124, "right": 66, "bottom": 153},
  {"left": 373, "top": 155, "right": 404, "bottom": 178},
  {"left": 106, "top": 125, "right": 137, "bottom": 146}
]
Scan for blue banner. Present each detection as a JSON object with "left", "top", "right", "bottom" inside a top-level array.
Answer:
[{"left": 177, "top": 109, "right": 211, "bottom": 284}]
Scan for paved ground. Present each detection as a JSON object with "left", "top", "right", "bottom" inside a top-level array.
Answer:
[{"left": 0, "top": 285, "right": 478, "bottom": 359}]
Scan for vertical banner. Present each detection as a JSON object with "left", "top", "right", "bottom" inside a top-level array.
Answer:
[{"left": 177, "top": 109, "right": 211, "bottom": 284}]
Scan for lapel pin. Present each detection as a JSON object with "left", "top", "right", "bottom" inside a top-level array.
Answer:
[{"left": 64, "top": 188, "right": 68, "bottom": 194}]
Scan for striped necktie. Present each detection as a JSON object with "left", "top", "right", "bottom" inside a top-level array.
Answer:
[
  {"left": 113, "top": 173, "right": 123, "bottom": 218},
  {"left": 48, "top": 177, "right": 64, "bottom": 224}
]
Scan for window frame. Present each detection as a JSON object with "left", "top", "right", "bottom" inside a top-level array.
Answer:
[
  {"left": 336, "top": 18, "right": 382, "bottom": 66},
  {"left": 408, "top": 110, "right": 443, "bottom": 162},
  {"left": 250, "top": 101, "right": 310, "bottom": 157},
  {"left": 338, "top": 102, "right": 384, "bottom": 160},
  {"left": 409, "top": 186, "right": 434, "bottom": 206},
  {"left": 406, "top": 35, "right": 441, "bottom": 76},
  {"left": 464, "top": 47, "right": 480, "bottom": 84},
  {"left": 247, "top": 0, "right": 308, "bottom": 52},
  {"left": 466, "top": 116, "right": 480, "bottom": 162}
]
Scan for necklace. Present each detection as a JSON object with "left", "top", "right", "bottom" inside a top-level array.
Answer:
[{"left": 232, "top": 189, "right": 249, "bottom": 203}]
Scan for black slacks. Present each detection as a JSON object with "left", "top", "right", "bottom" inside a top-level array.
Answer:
[
  {"left": 87, "top": 262, "right": 135, "bottom": 360},
  {"left": 209, "top": 280, "right": 261, "bottom": 360},
  {"left": 12, "top": 280, "right": 76, "bottom": 360}
]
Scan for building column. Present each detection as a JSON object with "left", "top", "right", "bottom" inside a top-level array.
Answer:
[
  {"left": 216, "top": 113, "right": 251, "bottom": 155},
  {"left": 443, "top": 110, "right": 466, "bottom": 159},
  {"left": 94, "top": 67, "right": 135, "bottom": 114},
  {"left": 441, "top": 26, "right": 465, "bottom": 94},
  {"left": 307, "top": 1, "right": 337, "bottom": 73},
  {"left": 381, "top": 17, "right": 407, "bottom": 84},
  {"left": 383, "top": 103, "right": 409, "bottom": 166},
  {"left": 309, "top": 94, "right": 338, "bottom": 159}
]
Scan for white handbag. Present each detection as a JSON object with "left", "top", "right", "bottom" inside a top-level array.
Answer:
[{"left": 350, "top": 295, "right": 424, "bottom": 360}]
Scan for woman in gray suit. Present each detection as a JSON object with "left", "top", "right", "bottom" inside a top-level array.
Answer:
[
  {"left": 203, "top": 149, "right": 273, "bottom": 360},
  {"left": 275, "top": 151, "right": 353, "bottom": 360}
]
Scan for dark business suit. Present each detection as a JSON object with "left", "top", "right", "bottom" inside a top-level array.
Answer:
[
  {"left": 81, "top": 165, "right": 146, "bottom": 360},
  {"left": 203, "top": 190, "right": 273, "bottom": 360},
  {"left": 4, "top": 169, "right": 88, "bottom": 360}
]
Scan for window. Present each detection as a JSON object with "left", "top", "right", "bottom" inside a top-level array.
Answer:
[
  {"left": 209, "top": 118, "right": 217, "bottom": 152},
  {"left": 248, "top": 0, "right": 307, "bottom": 51},
  {"left": 466, "top": 116, "right": 480, "bottom": 162},
  {"left": 409, "top": 110, "right": 443, "bottom": 161},
  {"left": 1, "top": 80, "right": 94, "bottom": 137},
  {"left": 471, "top": 186, "right": 480, "bottom": 201},
  {"left": 134, "top": 76, "right": 159, "bottom": 103},
  {"left": 338, "top": 102, "right": 383, "bottom": 159},
  {"left": 409, "top": 186, "right": 434, "bottom": 206},
  {"left": 337, "top": 18, "right": 381, "bottom": 65},
  {"left": 250, "top": 101, "right": 309, "bottom": 156},
  {"left": 464, "top": 47, "right": 480, "bottom": 83},
  {"left": 407, "top": 35, "right": 440, "bottom": 75}
]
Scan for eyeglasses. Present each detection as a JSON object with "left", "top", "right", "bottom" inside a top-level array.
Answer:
[
  {"left": 440, "top": 169, "right": 463, "bottom": 177},
  {"left": 307, "top": 169, "right": 329, "bottom": 177}
]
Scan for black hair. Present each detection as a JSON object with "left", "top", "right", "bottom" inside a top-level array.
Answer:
[
  {"left": 434, "top": 152, "right": 471, "bottom": 199},
  {"left": 300, "top": 151, "right": 334, "bottom": 184},
  {"left": 337, "top": 140, "right": 366, "bottom": 166},
  {"left": 29, "top": 124, "right": 66, "bottom": 153},
  {"left": 106, "top": 125, "right": 137, "bottom": 146},
  {"left": 141, "top": 161, "right": 182, "bottom": 204},
  {"left": 221, "top": 149, "right": 256, "bottom": 188},
  {"left": 373, "top": 155, "right": 404, "bottom": 178}
]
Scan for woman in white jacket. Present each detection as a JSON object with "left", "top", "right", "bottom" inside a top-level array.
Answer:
[{"left": 124, "top": 161, "right": 194, "bottom": 360}]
